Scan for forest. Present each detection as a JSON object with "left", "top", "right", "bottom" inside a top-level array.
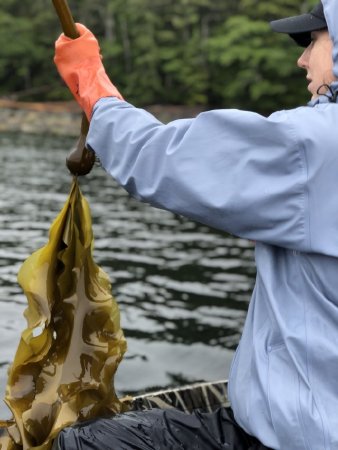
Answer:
[{"left": 0, "top": 0, "right": 317, "bottom": 113}]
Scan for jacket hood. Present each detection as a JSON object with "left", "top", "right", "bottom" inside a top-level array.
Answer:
[
  {"left": 312, "top": 0, "right": 338, "bottom": 103},
  {"left": 323, "top": 0, "right": 338, "bottom": 76}
]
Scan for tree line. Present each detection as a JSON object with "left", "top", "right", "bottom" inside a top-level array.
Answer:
[{"left": 0, "top": 0, "right": 317, "bottom": 113}]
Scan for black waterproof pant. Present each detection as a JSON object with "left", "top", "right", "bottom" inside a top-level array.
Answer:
[{"left": 54, "top": 407, "right": 273, "bottom": 450}]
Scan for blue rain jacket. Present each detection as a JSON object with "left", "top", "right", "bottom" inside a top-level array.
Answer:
[{"left": 86, "top": 0, "right": 338, "bottom": 447}]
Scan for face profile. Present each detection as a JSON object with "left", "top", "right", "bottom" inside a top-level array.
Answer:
[{"left": 297, "top": 30, "right": 335, "bottom": 99}]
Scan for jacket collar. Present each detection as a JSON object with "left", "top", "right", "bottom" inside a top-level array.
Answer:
[{"left": 308, "top": 81, "right": 338, "bottom": 105}]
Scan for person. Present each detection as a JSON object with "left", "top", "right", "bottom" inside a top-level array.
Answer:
[{"left": 54, "top": 0, "right": 338, "bottom": 449}]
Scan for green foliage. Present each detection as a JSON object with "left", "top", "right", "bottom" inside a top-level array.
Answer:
[
  {"left": 0, "top": 2, "right": 62, "bottom": 100},
  {"left": 207, "top": 15, "right": 307, "bottom": 112},
  {"left": 0, "top": 0, "right": 319, "bottom": 112}
]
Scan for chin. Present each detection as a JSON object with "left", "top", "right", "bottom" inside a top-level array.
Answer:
[{"left": 309, "top": 88, "right": 317, "bottom": 100}]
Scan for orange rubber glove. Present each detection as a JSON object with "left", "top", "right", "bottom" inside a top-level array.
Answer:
[{"left": 54, "top": 23, "right": 123, "bottom": 120}]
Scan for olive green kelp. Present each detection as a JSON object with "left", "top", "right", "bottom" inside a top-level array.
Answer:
[{"left": 0, "top": 178, "right": 128, "bottom": 450}]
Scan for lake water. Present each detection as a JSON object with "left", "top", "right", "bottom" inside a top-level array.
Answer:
[{"left": 0, "top": 132, "right": 255, "bottom": 418}]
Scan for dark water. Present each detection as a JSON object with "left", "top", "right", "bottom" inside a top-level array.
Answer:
[{"left": 0, "top": 133, "right": 255, "bottom": 417}]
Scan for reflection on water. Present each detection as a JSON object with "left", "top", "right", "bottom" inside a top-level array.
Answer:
[{"left": 0, "top": 132, "right": 255, "bottom": 417}]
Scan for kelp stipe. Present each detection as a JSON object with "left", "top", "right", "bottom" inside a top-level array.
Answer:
[{"left": 0, "top": 178, "right": 128, "bottom": 450}]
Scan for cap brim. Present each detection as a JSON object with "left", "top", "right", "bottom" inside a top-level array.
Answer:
[
  {"left": 270, "top": 13, "right": 326, "bottom": 34},
  {"left": 270, "top": 12, "right": 327, "bottom": 47}
]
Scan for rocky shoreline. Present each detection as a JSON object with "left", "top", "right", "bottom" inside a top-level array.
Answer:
[
  {"left": 0, "top": 99, "right": 206, "bottom": 136},
  {"left": 0, "top": 100, "right": 82, "bottom": 137}
]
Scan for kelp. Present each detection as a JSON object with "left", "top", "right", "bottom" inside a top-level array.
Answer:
[{"left": 0, "top": 178, "right": 128, "bottom": 450}]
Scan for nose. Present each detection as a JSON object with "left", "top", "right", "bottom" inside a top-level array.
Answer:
[{"left": 297, "top": 46, "right": 310, "bottom": 69}]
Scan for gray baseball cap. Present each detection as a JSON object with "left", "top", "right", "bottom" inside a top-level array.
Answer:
[{"left": 270, "top": 2, "right": 327, "bottom": 47}]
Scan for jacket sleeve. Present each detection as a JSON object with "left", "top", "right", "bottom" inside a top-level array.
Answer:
[{"left": 87, "top": 97, "right": 308, "bottom": 250}]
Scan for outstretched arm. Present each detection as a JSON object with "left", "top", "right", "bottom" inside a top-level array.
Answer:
[
  {"left": 87, "top": 97, "right": 307, "bottom": 250},
  {"left": 54, "top": 24, "right": 307, "bottom": 251}
]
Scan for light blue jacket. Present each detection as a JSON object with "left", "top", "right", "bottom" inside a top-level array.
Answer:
[{"left": 87, "top": 0, "right": 338, "bottom": 447}]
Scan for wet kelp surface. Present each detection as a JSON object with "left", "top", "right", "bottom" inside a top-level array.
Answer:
[{"left": 0, "top": 178, "right": 127, "bottom": 449}]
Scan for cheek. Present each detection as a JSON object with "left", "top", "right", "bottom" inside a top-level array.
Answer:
[
  {"left": 311, "top": 50, "right": 334, "bottom": 83},
  {"left": 321, "top": 43, "right": 334, "bottom": 80},
  {"left": 323, "top": 56, "right": 335, "bottom": 84}
]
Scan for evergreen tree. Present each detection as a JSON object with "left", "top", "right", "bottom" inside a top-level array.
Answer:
[{"left": 0, "top": 0, "right": 321, "bottom": 112}]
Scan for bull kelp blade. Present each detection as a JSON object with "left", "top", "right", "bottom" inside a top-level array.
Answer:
[{"left": 0, "top": 179, "right": 127, "bottom": 450}]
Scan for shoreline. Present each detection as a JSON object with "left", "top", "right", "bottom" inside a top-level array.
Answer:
[{"left": 0, "top": 99, "right": 206, "bottom": 137}]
